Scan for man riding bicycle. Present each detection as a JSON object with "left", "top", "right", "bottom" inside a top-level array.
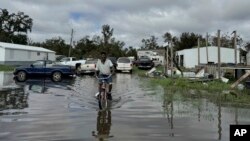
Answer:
[{"left": 95, "top": 51, "right": 115, "bottom": 100}]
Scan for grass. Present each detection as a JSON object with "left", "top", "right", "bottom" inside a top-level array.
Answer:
[
  {"left": 134, "top": 65, "right": 250, "bottom": 106},
  {"left": 0, "top": 64, "right": 15, "bottom": 71}
]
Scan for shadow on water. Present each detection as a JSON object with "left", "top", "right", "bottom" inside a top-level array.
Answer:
[{"left": 92, "top": 110, "right": 114, "bottom": 141}]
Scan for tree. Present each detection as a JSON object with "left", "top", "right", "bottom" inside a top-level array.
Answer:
[
  {"left": 163, "top": 32, "right": 172, "bottom": 44},
  {"left": 101, "top": 24, "right": 113, "bottom": 54},
  {"left": 141, "top": 35, "right": 159, "bottom": 49},
  {"left": 74, "top": 36, "right": 98, "bottom": 58},
  {"left": 0, "top": 9, "right": 33, "bottom": 44},
  {"left": 210, "top": 32, "right": 243, "bottom": 48},
  {"left": 108, "top": 37, "right": 125, "bottom": 57},
  {"left": 175, "top": 32, "right": 202, "bottom": 51},
  {"left": 41, "top": 37, "right": 70, "bottom": 56},
  {"left": 125, "top": 46, "right": 137, "bottom": 59},
  {"left": 102, "top": 24, "right": 113, "bottom": 45}
]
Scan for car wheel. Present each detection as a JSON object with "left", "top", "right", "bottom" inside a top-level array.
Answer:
[
  {"left": 76, "top": 66, "right": 81, "bottom": 75},
  {"left": 17, "top": 71, "right": 27, "bottom": 82},
  {"left": 52, "top": 71, "right": 62, "bottom": 82}
]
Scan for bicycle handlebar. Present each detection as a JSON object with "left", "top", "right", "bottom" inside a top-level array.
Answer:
[{"left": 95, "top": 74, "right": 112, "bottom": 80}]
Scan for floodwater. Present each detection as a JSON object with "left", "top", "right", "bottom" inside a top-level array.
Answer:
[{"left": 0, "top": 71, "right": 250, "bottom": 141}]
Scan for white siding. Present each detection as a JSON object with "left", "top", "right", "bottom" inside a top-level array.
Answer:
[
  {"left": 0, "top": 48, "right": 4, "bottom": 61},
  {"left": 4, "top": 49, "right": 55, "bottom": 61},
  {"left": 247, "top": 52, "right": 250, "bottom": 65},
  {"left": 48, "top": 52, "right": 56, "bottom": 61},
  {"left": 177, "top": 46, "right": 240, "bottom": 68}
]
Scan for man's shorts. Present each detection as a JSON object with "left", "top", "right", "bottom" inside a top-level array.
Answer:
[{"left": 98, "top": 74, "right": 112, "bottom": 84}]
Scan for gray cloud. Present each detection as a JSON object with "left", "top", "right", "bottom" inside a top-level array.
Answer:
[{"left": 1, "top": 0, "right": 250, "bottom": 48}]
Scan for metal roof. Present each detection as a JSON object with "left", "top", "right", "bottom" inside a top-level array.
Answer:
[
  {"left": 177, "top": 46, "right": 239, "bottom": 52},
  {"left": 0, "top": 42, "right": 55, "bottom": 53}
]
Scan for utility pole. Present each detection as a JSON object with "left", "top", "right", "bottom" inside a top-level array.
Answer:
[
  {"left": 206, "top": 32, "right": 209, "bottom": 63},
  {"left": 166, "top": 45, "right": 169, "bottom": 76},
  {"left": 170, "top": 41, "right": 173, "bottom": 77},
  {"left": 68, "top": 28, "right": 74, "bottom": 57},
  {"left": 217, "top": 30, "right": 221, "bottom": 79},
  {"left": 233, "top": 30, "right": 237, "bottom": 65},
  {"left": 197, "top": 37, "right": 200, "bottom": 66},
  {"left": 163, "top": 43, "right": 168, "bottom": 76}
]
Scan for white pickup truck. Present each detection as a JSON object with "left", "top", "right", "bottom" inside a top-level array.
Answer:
[
  {"left": 78, "top": 59, "right": 98, "bottom": 74},
  {"left": 58, "top": 57, "right": 86, "bottom": 69}
]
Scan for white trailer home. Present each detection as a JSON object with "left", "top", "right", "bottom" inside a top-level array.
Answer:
[
  {"left": 0, "top": 42, "right": 55, "bottom": 65},
  {"left": 246, "top": 46, "right": 250, "bottom": 65},
  {"left": 137, "top": 50, "right": 165, "bottom": 65},
  {"left": 176, "top": 46, "right": 240, "bottom": 68}
]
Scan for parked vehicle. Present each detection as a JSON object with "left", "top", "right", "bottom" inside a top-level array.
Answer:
[
  {"left": 116, "top": 57, "right": 133, "bottom": 73},
  {"left": 58, "top": 57, "right": 86, "bottom": 69},
  {"left": 77, "top": 59, "right": 98, "bottom": 74},
  {"left": 108, "top": 57, "right": 117, "bottom": 69},
  {"left": 13, "top": 60, "right": 75, "bottom": 82},
  {"left": 137, "top": 56, "right": 154, "bottom": 69}
]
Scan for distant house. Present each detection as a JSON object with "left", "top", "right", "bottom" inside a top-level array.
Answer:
[
  {"left": 0, "top": 42, "right": 55, "bottom": 65},
  {"left": 176, "top": 46, "right": 240, "bottom": 68},
  {"left": 137, "top": 49, "right": 165, "bottom": 65}
]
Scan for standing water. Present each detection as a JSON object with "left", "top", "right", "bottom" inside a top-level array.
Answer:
[{"left": 0, "top": 72, "right": 250, "bottom": 141}]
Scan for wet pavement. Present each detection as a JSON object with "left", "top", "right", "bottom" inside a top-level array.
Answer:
[{"left": 1, "top": 71, "right": 250, "bottom": 141}]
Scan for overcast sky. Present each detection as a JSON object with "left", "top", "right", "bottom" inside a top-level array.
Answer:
[{"left": 1, "top": 0, "right": 250, "bottom": 48}]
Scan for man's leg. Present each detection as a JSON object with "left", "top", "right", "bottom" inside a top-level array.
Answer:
[
  {"left": 107, "top": 84, "right": 112, "bottom": 100},
  {"left": 107, "top": 76, "right": 112, "bottom": 100},
  {"left": 109, "top": 84, "right": 112, "bottom": 93}
]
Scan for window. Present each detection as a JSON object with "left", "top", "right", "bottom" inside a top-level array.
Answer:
[
  {"left": 32, "top": 60, "right": 44, "bottom": 67},
  {"left": 37, "top": 52, "right": 40, "bottom": 56}
]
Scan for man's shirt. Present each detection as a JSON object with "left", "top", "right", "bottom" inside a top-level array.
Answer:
[{"left": 96, "top": 59, "right": 113, "bottom": 75}]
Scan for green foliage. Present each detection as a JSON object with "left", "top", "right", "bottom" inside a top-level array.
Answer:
[
  {"left": 0, "top": 64, "right": 14, "bottom": 71},
  {"left": 0, "top": 9, "right": 33, "bottom": 44},
  {"left": 141, "top": 35, "right": 159, "bottom": 49},
  {"left": 175, "top": 32, "right": 202, "bottom": 51}
]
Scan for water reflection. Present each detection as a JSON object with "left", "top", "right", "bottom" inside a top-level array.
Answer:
[
  {"left": 161, "top": 88, "right": 250, "bottom": 140},
  {"left": 92, "top": 110, "right": 114, "bottom": 140},
  {"left": 14, "top": 78, "right": 75, "bottom": 94},
  {"left": 163, "top": 90, "right": 174, "bottom": 137},
  {"left": 0, "top": 71, "right": 14, "bottom": 87},
  {"left": 0, "top": 72, "right": 28, "bottom": 113},
  {"left": 0, "top": 87, "right": 28, "bottom": 112}
]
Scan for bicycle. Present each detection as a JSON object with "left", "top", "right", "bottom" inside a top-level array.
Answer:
[{"left": 96, "top": 74, "right": 112, "bottom": 110}]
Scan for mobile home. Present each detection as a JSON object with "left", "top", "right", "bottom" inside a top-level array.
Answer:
[{"left": 0, "top": 42, "right": 55, "bottom": 65}]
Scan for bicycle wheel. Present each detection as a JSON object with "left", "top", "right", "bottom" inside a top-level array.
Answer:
[{"left": 98, "top": 92, "right": 108, "bottom": 110}]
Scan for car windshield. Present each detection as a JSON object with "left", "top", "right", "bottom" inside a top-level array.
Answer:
[{"left": 118, "top": 58, "right": 130, "bottom": 63}]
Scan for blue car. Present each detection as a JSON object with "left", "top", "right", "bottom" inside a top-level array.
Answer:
[{"left": 13, "top": 60, "right": 75, "bottom": 82}]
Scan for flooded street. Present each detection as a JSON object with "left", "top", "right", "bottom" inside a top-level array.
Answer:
[{"left": 1, "top": 71, "right": 250, "bottom": 141}]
